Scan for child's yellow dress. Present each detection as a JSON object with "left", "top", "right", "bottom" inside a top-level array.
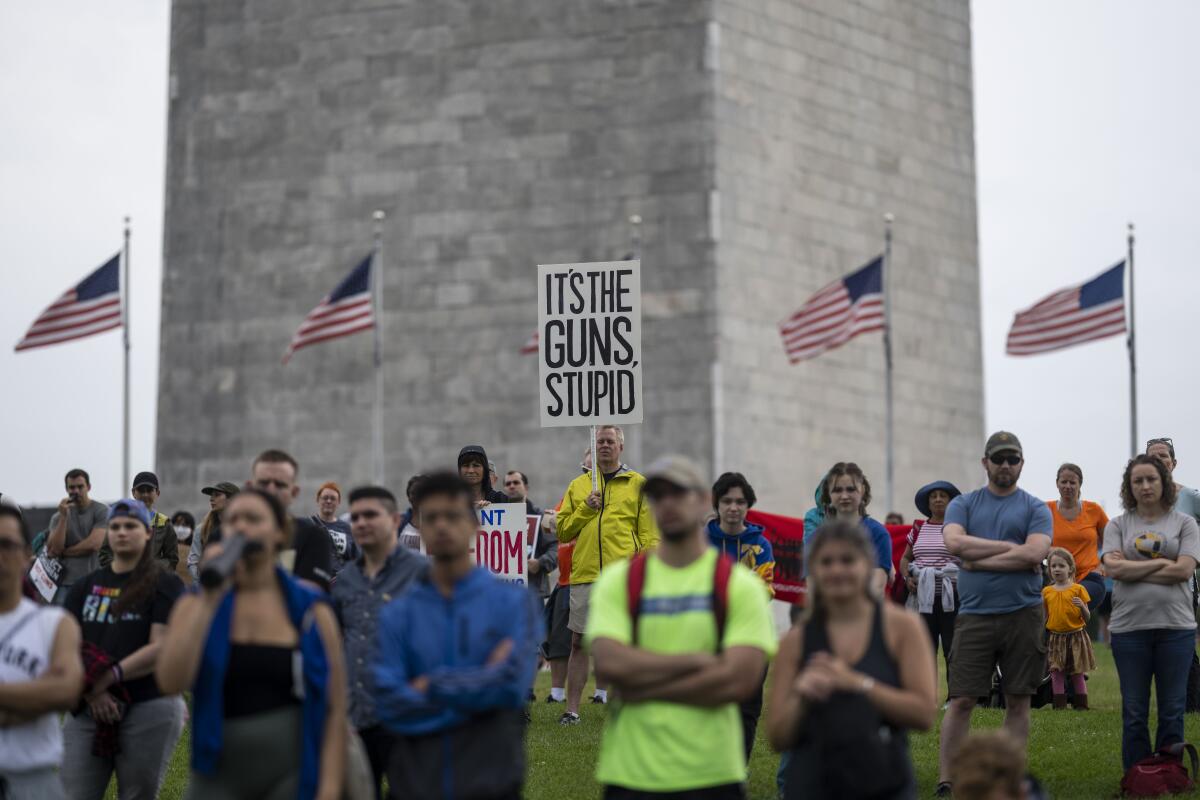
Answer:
[{"left": 1042, "top": 583, "right": 1097, "bottom": 674}]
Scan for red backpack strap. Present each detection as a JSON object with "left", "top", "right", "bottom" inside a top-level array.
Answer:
[
  {"left": 911, "top": 518, "right": 923, "bottom": 543},
  {"left": 626, "top": 553, "right": 649, "bottom": 647},
  {"left": 713, "top": 554, "right": 734, "bottom": 651}
]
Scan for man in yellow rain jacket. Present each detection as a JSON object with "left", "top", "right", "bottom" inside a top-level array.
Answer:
[{"left": 555, "top": 425, "right": 658, "bottom": 725}]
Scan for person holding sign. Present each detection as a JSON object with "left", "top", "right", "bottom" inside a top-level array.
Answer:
[
  {"left": 555, "top": 426, "right": 658, "bottom": 725},
  {"left": 458, "top": 445, "right": 509, "bottom": 507},
  {"left": 587, "top": 455, "right": 775, "bottom": 799},
  {"left": 373, "top": 472, "right": 542, "bottom": 800}
]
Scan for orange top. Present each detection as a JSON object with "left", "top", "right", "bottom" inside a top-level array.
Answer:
[
  {"left": 1047, "top": 500, "right": 1109, "bottom": 581},
  {"left": 555, "top": 493, "right": 574, "bottom": 587},
  {"left": 1043, "top": 583, "right": 1091, "bottom": 633}
]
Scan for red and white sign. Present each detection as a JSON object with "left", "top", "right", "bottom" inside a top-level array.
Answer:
[{"left": 473, "top": 504, "right": 529, "bottom": 586}]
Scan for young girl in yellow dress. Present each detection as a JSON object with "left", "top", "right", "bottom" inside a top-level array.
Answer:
[{"left": 1043, "top": 547, "right": 1097, "bottom": 709}]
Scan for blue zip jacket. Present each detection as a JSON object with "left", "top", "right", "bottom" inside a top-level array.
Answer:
[
  {"left": 191, "top": 568, "right": 329, "bottom": 800},
  {"left": 374, "top": 565, "right": 543, "bottom": 798},
  {"left": 706, "top": 519, "right": 775, "bottom": 590}
]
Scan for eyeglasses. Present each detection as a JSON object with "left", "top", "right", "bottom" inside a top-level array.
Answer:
[
  {"left": 989, "top": 454, "right": 1022, "bottom": 466},
  {"left": 1147, "top": 437, "right": 1174, "bottom": 448}
]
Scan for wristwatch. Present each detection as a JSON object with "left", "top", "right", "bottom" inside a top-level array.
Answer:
[{"left": 860, "top": 676, "right": 876, "bottom": 694}]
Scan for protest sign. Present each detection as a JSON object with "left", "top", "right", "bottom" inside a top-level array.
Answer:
[
  {"left": 473, "top": 503, "right": 528, "bottom": 586},
  {"left": 537, "top": 261, "right": 642, "bottom": 427}
]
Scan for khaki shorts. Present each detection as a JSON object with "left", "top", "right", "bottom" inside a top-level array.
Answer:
[
  {"left": 568, "top": 582, "right": 593, "bottom": 635},
  {"left": 948, "top": 605, "right": 1046, "bottom": 698}
]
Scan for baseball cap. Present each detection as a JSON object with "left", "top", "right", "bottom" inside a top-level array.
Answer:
[
  {"left": 643, "top": 454, "right": 708, "bottom": 493},
  {"left": 985, "top": 431, "right": 1023, "bottom": 458},
  {"left": 107, "top": 498, "right": 152, "bottom": 527},
  {"left": 131, "top": 471, "right": 159, "bottom": 491},
  {"left": 201, "top": 481, "right": 241, "bottom": 497}
]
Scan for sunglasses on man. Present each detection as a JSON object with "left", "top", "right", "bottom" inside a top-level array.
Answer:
[{"left": 989, "top": 453, "right": 1022, "bottom": 466}]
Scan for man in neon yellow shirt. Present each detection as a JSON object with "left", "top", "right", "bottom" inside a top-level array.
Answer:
[{"left": 586, "top": 455, "right": 776, "bottom": 799}]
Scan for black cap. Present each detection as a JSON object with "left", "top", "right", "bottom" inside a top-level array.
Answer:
[{"left": 132, "top": 471, "right": 160, "bottom": 491}]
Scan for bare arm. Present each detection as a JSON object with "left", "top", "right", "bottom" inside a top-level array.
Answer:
[
  {"left": 89, "top": 623, "right": 168, "bottom": 698},
  {"left": 872, "top": 568, "right": 890, "bottom": 596},
  {"left": 899, "top": 543, "right": 915, "bottom": 589},
  {"left": 64, "top": 525, "right": 106, "bottom": 557},
  {"left": 591, "top": 637, "right": 714, "bottom": 691},
  {"left": 942, "top": 523, "right": 1014, "bottom": 560},
  {"left": 871, "top": 608, "right": 937, "bottom": 730},
  {"left": 965, "top": 534, "right": 1051, "bottom": 573},
  {"left": 0, "top": 615, "right": 83, "bottom": 714},
  {"left": 45, "top": 510, "right": 69, "bottom": 557},
  {"left": 619, "top": 646, "right": 766, "bottom": 707},
  {"left": 767, "top": 627, "right": 805, "bottom": 751},
  {"left": 314, "top": 604, "right": 347, "bottom": 800},
  {"left": 155, "top": 593, "right": 222, "bottom": 695}
]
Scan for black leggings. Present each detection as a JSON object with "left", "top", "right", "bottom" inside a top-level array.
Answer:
[{"left": 921, "top": 589, "right": 957, "bottom": 687}]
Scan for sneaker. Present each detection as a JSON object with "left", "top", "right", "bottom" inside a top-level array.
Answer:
[
  {"left": 545, "top": 694, "right": 564, "bottom": 703},
  {"left": 559, "top": 711, "right": 581, "bottom": 726},
  {"left": 934, "top": 782, "right": 952, "bottom": 798},
  {"left": 591, "top": 695, "right": 606, "bottom": 704}
]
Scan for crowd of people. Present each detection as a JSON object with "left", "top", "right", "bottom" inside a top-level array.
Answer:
[{"left": 1, "top": 427, "right": 1199, "bottom": 799}]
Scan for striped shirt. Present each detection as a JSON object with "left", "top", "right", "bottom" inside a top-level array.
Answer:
[{"left": 908, "top": 521, "right": 957, "bottom": 571}]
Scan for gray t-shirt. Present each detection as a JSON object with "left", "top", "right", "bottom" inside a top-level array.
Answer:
[
  {"left": 1103, "top": 509, "right": 1200, "bottom": 634},
  {"left": 47, "top": 500, "right": 107, "bottom": 589}
]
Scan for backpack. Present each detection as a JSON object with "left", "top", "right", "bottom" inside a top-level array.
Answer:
[
  {"left": 1121, "top": 743, "right": 1199, "bottom": 796},
  {"left": 626, "top": 552, "right": 734, "bottom": 648}
]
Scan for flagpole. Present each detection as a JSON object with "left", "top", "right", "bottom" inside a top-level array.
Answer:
[
  {"left": 122, "top": 216, "right": 131, "bottom": 491},
  {"left": 1127, "top": 221, "right": 1137, "bottom": 458},
  {"left": 372, "top": 210, "right": 386, "bottom": 485},
  {"left": 883, "top": 212, "right": 895, "bottom": 515}
]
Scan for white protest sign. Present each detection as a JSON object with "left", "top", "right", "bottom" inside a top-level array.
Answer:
[
  {"left": 473, "top": 503, "right": 528, "bottom": 586},
  {"left": 537, "top": 261, "right": 642, "bottom": 427}
]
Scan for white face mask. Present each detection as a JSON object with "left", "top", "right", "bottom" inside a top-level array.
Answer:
[{"left": 175, "top": 526, "right": 193, "bottom": 543}]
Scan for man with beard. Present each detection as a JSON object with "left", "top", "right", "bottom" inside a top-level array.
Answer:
[
  {"left": 586, "top": 455, "right": 774, "bottom": 799},
  {"left": 936, "top": 432, "right": 1053, "bottom": 797}
]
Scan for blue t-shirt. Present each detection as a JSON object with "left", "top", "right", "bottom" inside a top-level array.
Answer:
[
  {"left": 862, "top": 517, "right": 894, "bottom": 574},
  {"left": 804, "top": 515, "right": 892, "bottom": 577},
  {"left": 945, "top": 487, "right": 1053, "bottom": 614}
]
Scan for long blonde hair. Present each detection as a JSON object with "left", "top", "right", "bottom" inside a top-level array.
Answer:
[{"left": 804, "top": 518, "right": 876, "bottom": 623}]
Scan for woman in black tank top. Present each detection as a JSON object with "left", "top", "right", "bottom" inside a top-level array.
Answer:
[{"left": 767, "top": 519, "right": 937, "bottom": 800}]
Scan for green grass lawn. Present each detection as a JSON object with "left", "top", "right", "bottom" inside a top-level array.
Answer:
[{"left": 130, "top": 642, "right": 1200, "bottom": 799}]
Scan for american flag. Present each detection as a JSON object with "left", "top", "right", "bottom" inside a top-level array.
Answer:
[
  {"left": 1006, "top": 262, "right": 1126, "bottom": 356},
  {"left": 779, "top": 256, "right": 885, "bottom": 363},
  {"left": 15, "top": 254, "right": 122, "bottom": 352},
  {"left": 283, "top": 255, "right": 375, "bottom": 364},
  {"left": 520, "top": 330, "right": 538, "bottom": 355}
]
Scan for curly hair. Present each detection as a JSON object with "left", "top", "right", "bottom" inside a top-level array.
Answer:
[
  {"left": 821, "top": 462, "right": 872, "bottom": 517},
  {"left": 1120, "top": 454, "right": 1177, "bottom": 511}
]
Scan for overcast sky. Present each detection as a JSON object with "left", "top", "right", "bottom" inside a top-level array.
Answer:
[{"left": 3, "top": 1, "right": 1198, "bottom": 511}]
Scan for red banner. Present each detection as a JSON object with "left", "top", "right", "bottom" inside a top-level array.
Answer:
[{"left": 747, "top": 509, "right": 806, "bottom": 606}]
